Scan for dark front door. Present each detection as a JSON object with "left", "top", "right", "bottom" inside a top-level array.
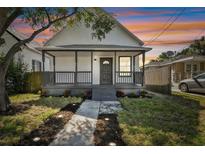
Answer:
[{"left": 100, "top": 58, "right": 113, "bottom": 85}]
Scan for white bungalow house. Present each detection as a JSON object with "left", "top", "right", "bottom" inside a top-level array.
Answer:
[
  {"left": 37, "top": 12, "right": 152, "bottom": 99},
  {"left": 0, "top": 28, "right": 52, "bottom": 72}
]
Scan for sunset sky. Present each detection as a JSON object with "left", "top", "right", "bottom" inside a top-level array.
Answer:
[{"left": 12, "top": 7, "right": 205, "bottom": 63}]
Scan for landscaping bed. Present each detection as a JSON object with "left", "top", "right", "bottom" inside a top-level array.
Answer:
[
  {"left": 0, "top": 94, "right": 82, "bottom": 145},
  {"left": 94, "top": 114, "right": 125, "bottom": 146},
  {"left": 18, "top": 102, "right": 81, "bottom": 145}
]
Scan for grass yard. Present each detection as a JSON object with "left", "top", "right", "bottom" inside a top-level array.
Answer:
[
  {"left": 0, "top": 94, "right": 82, "bottom": 145},
  {"left": 118, "top": 92, "right": 205, "bottom": 145}
]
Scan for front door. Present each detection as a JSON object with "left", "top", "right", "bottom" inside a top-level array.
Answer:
[{"left": 100, "top": 58, "right": 113, "bottom": 85}]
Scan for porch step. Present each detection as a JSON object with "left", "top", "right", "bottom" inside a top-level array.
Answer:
[{"left": 92, "top": 86, "right": 117, "bottom": 101}]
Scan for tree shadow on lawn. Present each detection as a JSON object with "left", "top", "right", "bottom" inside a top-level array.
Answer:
[{"left": 119, "top": 95, "right": 204, "bottom": 145}]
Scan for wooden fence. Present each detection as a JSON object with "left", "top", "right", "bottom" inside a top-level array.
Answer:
[
  {"left": 25, "top": 72, "right": 43, "bottom": 92},
  {"left": 144, "top": 66, "right": 171, "bottom": 94}
]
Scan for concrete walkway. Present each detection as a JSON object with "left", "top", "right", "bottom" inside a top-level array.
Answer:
[
  {"left": 50, "top": 100, "right": 122, "bottom": 146},
  {"left": 50, "top": 100, "right": 100, "bottom": 146}
]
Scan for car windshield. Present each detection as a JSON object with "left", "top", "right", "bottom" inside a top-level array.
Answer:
[{"left": 197, "top": 74, "right": 205, "bottom": 79}]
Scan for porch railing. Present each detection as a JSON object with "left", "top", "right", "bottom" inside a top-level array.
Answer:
[
  {"left": 42, "top": 71, "right": 143, "bottom": 85},
  {"left": 42, "top": 71, "right": 92, "bottom": 85},
  {"left": 77, "top": 71, "right": 92, "bottom": 84},
  {"left": 115, "top": 71, "right": 143, "bottom": 84},
  {"left": 55, "top": 72, "right": 75, "bottom": 84}
]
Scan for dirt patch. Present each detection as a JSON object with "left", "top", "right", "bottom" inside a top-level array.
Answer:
[
  {"left": 17, "top": 103, "right": 81, "bottom": 145},
  {"left": 94, "top": 114, "right": 126, "bottom": 146}
]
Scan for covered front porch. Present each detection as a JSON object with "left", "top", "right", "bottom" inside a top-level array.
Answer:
[{"left": 40, "top": 45, "right": 151, "bottom": 89}]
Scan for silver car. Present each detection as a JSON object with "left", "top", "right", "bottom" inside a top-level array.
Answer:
[{"left": 179, "top": 73, "right": 205, "bottom": 94}]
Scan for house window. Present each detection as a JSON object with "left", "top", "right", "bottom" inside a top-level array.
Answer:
[
  {"left": 200, "top": 62, "right": 204, "bottom": 71},
  {"left": 185, "top": 64, "right": 191, "bottom": 72},
  {"left": 192, "top": 64, "right": 197, "bottom": 72},
  {"left": 32, "top": 60, "right": 41, "bottom": 72},
  {"left": 119, "top": 56, "right": 132, "bottom": 76}
]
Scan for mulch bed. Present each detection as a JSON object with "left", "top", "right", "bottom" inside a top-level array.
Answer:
[
  {"left": 94, "top": 114, "right": 126, "bottom": 146},
  {"left": 17, "top": 103, "right": 81, "bottom": 146}
]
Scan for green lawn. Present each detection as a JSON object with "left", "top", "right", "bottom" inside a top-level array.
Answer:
[
  {"left": 0, "top": 94, "right": 82, "bottom": 145},
  {"left": 118, "top": 92, "right": 205, "bottom": 145}
]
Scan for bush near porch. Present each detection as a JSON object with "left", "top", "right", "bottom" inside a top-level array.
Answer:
[
  {"left": 0, "top": 94, "right": 82, "bottom": 145},
  {"left": 118, "top": 92, "right": 205, "bottom": 145}
]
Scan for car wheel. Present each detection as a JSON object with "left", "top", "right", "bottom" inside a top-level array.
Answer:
[{"left": 180, "top": 83, "right": 189, "bottom": 92}]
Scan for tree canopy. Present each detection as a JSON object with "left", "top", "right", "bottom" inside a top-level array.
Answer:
[
  {"left": 0, "top": 7, "right": 115, "bottom": 112},
  {"left": 152, "top": 36, "right": 205, "bottom": 63}
]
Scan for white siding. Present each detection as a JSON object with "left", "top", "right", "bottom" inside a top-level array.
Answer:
[
  {"left": 55, "top": 52, "right": 75, "bottom": 71},
  {"left": 0, "top": 31, "right": 52, "bottom": 72},
  {"left": 20, "top": 48, "right": 52, "bottom": 71},
  {"left": 46, "top": 22, "right": 141, "bottom": 47}
]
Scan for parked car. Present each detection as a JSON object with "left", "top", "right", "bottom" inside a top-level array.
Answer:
[{"left": 179, "top": 73, "right": 205, "bottom": 94}]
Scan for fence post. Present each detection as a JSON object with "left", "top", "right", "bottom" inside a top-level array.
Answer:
[
  {"left": 75, "top": 51, "right": 78, "bottom": 85},
  {"left": 142, "top": 52, "right": 145, "bottom": 86}
]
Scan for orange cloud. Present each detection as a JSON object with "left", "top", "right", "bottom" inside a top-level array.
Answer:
[
  {"left": 123, "top": 21, "right": 205, "bottom": 46},
  {"left": 113, "top": 10, "right": 176, "bottom": 17},
  {"left": 144, "top": 40, "right": 193, "bottom": 46},
  {"left": 124, "top": 21, "right": 205, "bottom": 32}
]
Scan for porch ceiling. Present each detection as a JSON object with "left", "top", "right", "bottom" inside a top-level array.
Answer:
[{"left": 37, "top": 44, "right": 152, "bottom": 52}]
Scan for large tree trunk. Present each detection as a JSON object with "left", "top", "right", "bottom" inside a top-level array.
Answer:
[
  {"left": 0, "top": 9, "right": 77, "bottom": 113},
  {"left": 0, "top": 68, "right": 10, "bottom": 112}
]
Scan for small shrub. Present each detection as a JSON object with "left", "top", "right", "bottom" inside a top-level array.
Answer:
[
  {"left": 37, "top": 90, "right": 41, "bottom": 95},
  {"left": 76, "top": 92, "right": 85, "bottom": 98},
  {"left": 86, "top": 90, "right": 92, "bottom": 99},
  {"left": 41, "top": 89, "right": 47, "bottom": 97},
  {"left": 0, "top": 53, "right": 28, "bottom": 95},
  {"left": 64, "top": 90, "right": 70, "bottom": 97},
  {"left": 116, "top": 90, "right": 125, "bottom": 97},
  {"left": 127, "top": 92, "right": 138, "bottom": 98},
  {"left": 141, "top": 90, "right": 148, "bottom": 97}
]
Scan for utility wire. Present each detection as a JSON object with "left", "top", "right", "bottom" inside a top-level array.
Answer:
[
  {"left": 145, "top": 9, "right": 179, "bottom": 44},
  {"left": 145, "top": 8, "right": 186, "bottom": 46}
]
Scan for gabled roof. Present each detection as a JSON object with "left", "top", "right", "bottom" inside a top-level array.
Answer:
[
  {"left": 44, "top": 8, "right": 146, "bottom": 47},
  {"left": 101, "top": 8, "right": 144, "bottom": 46}
]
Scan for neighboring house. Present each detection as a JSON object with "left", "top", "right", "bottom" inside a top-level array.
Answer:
[
  {"left": 0, "top": 28, "right": 52, "bottom": 72},
  {"left": 145, "top": 55, "right": 205, "bottom": 83},
  {"left": 36, "top": 11, "right": 152, "bottom": 97}
]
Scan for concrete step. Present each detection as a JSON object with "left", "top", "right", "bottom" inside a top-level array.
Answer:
[{"left": 92, "top": 86, "right": 117, "bottom": 101}]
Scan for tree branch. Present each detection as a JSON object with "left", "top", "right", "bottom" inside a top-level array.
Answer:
[
  {"left": 2, "top": 9, "right": 78, "bottom": 75},
  {"left": 0, "top": 8, "right": 22, "bottom": 38},
  {"left": 44, "top": 8, "right": 51, "bottom": 24}
]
